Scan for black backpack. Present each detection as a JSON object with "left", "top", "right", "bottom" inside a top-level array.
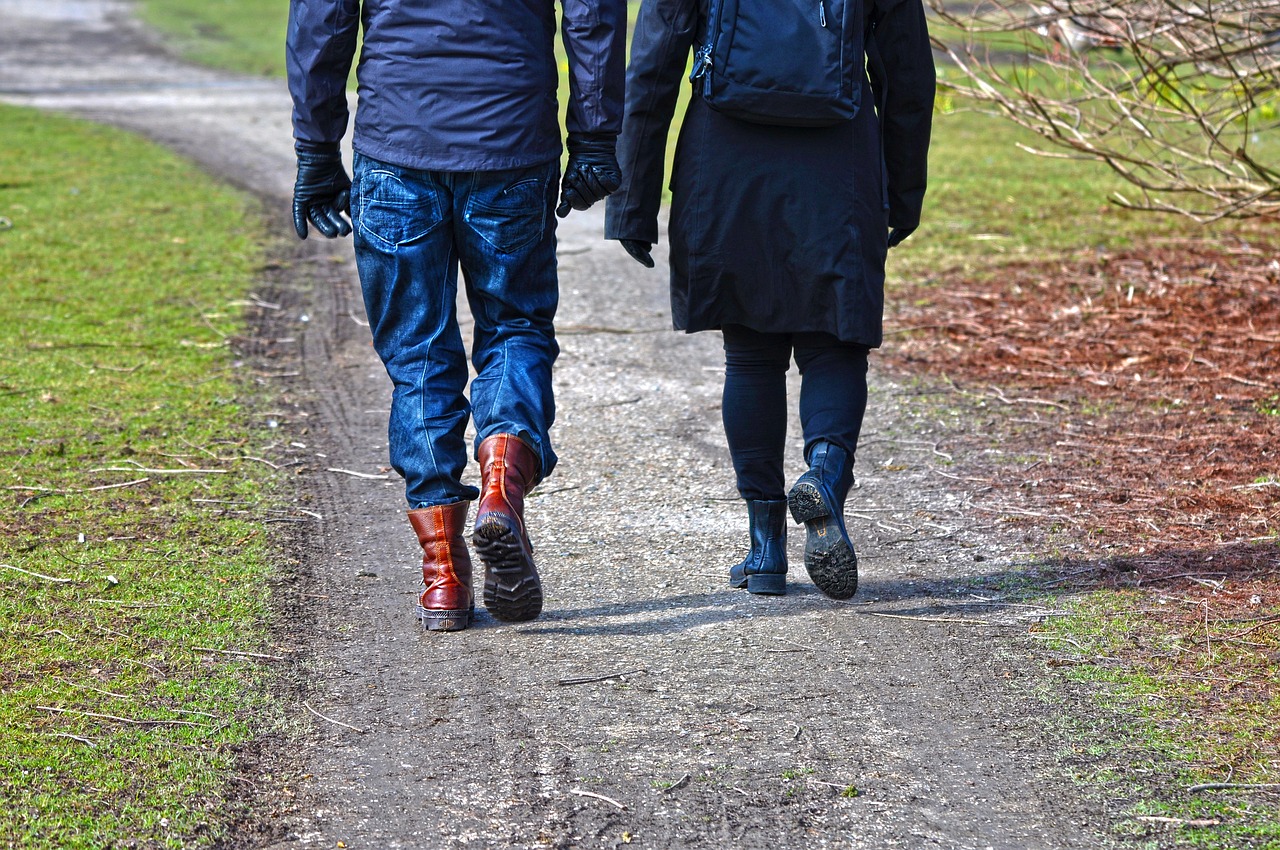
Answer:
[{"left": 690, "top": 0, "right": 865, "bottom": 127}]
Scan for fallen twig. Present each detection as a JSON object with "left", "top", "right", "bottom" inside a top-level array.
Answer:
[
  {"left": 327, "top": 467, "right": 391, "bottom": 480},
  {"left": 1187, "top": 782, "right": 1280, "bottom": 793},
  {"left": 660, "top": 773, "right": 692, "bottom": 793},
  {"left": 1026, "top": 633, "right": 1084, "bottom": 650},
  {"left": 569, "top": 788, "right": 627, "bottom": 810},
  {"left": 867, "top": 612, "right": 991, "bottom": 626},
  {"left": 303, "top": 701, "right": 366, "bottom": 734},
  {"left": 47, "top": 732, "right": 96, "bottom": 747},
  {"left": 557, "top": 668, "right": 645, "bottom": 686},
  {"left": 193, "top": 646, "right": 287, "bottom": 661},
  {"left": 4, "top": 478, "right": 150, "bottom": 497},
  {"left": 35, "top": 706, "right": 207, "bottom": 727},
  {"left": 53, "top": 677, "right": 130, "bottom": 700},
  {"left": 1, "top": 563, "right": 72, "bottom": 583},
  {"left": 92, "top": 466, "right": 225, "bottom": 475},
  {"left": 1134, "top": 815, "right": 1220, "bottom": 827}
]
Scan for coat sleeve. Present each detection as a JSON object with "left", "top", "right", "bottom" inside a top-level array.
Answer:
[
  {"left": 561, "top": 0, "right": 628, "bottom": 137},
  {"left": 604, "top": 0, "right": 699, "bottom": 244},
  {"left": 286, "top": 0, "right": 361, "bottom": 146},
  {"left": 867, "top": 0, "right": 935, "bottom": 231}
]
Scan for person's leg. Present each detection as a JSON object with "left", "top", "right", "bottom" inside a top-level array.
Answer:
[
  {"left": 350, "top": 154, "right": 475, "bottom": 630},
  {"left": 794, "top": 333, "right": 870, "bottom": 463},
  {"left": 788, "top": 333, "right": 871, "bottom": 600},
  {"left": 721, "top": 324, "right": 790, "bottom": 501},
  {"left": 453, "top": 162, "right": 560, "bottom": 622},
  {"left": 721, "top": 324, "right": 790, "bottom": 594}
]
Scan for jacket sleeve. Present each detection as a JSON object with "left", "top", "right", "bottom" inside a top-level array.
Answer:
[
  {"left": 286, "top": 0, "right": 361, "bottom": 146},
  {"left": 604, "top": 0, "right": 699, "bottom": 243},
  {"left": 867, "top": 0, "right": 935, "bottom": 231},
  {"left": 561, "top": 0, "right": 628, "bottom": 137}
]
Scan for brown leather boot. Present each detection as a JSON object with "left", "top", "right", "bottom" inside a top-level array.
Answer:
[
  {"left": 473, "top": 434, "right": 543, "bottom": 622},
  {"left": 408, "top": 502, "right": 474, "bottom": 632}
]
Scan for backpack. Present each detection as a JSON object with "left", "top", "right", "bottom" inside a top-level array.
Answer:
[{"left": 689, "top": 0, "right": 865, "bottom": 127}]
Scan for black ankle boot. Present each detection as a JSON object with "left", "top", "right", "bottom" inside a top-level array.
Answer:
[
  {"left": 787, "top": 441, "right": 857, "bottom": 599},
  {"left": 728, "top": 499, "right": 788, "bottom": 595}
]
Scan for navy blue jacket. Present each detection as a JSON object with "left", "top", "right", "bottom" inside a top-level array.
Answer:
[{"left": 287, "top": 0, "right": 627, "bottom": 171}]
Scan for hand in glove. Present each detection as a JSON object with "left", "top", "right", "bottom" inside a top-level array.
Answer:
[
  {"left": 619, "top": 239, "right": 654, "bottom": 268},
  {"left": 292, "top": 142, "right": 352, "bottom": 240},
  {"left": 556, "top": 133, "right": 622, "bottom": 218},
  {"left": 887, "top": 226, "right": 916, "bottom": 249}
]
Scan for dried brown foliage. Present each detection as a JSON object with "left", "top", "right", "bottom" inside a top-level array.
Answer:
[{"left": 887, "top": 239, "right": 1280, "bottom": 561}]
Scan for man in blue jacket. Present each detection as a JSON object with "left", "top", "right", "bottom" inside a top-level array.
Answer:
[{"left": 287, "top": 0, "right": 626, "bottom": 631}]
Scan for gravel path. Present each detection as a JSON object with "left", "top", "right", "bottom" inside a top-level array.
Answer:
[{"left": 1, "top": 3, "right": 1114, "bottom": 847}]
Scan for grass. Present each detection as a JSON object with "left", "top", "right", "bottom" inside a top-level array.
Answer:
[
  {"left": 138, "top": 0, "right": 291, "bottom": 78},
  {"left": 0, "top": 104, "right": 283, "bottom": 848},
  {"left": 1042, "top": 591, "right": 1280, "bottom": 848}
]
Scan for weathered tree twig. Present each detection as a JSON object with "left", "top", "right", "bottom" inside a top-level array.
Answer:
[
  {"left": 1, "top": 563, "right": 72, "bottom": 583},
  {"left": 569, "top": 788, "right": 627, "bottom": 809},
  {"left": 36, "top": 705, "right": 207, "bottom": 727},
  {"left": 557, "top": 668, "right": 646, "bottom": 686},
  {"left": 303, "top": 701, "right": 366, "bottom": 734},
  {"left": 193, "top": 646, "right": 287, "bottom": 661}
]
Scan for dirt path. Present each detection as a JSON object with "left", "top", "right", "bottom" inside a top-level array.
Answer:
[{"left": 1, "top": 4, "right": 1115, "bottom": 847}]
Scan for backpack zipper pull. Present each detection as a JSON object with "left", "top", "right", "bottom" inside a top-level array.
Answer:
[
  {"left": 690, "top": 44, "right": 713, "bottom": 82},
  {"left": 819, "top": 1, "right": 827, "bottom": 27}
]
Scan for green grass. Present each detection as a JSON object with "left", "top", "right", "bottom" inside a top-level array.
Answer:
[
  {"left": 139, "top": 0, "right": 291, "bottom": 78},
  {"left": 1021, "top": 583, "right": 1280, "bottom": 849},
  {"left": 0, "top": 104, "right": 282, "bottom": 848}
]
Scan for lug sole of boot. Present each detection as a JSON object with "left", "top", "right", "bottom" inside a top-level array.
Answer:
[
  {"left": 746, "top": 573, "right": 787, "bottom": 595},
  {"left": 417, "top": 605, "right": 473, "bottom": 632},
  {"left": 474, "top": 518, "right": 543, "bottom": 622},
  {"left": 788, "top": 481, "right": 858, "bottom": 600}
]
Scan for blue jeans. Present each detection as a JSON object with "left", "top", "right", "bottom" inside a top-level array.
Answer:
[{"left": 351, "top": 153, "right": 560, "bottom": 508}]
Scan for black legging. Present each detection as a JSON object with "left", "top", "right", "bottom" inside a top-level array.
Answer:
[{"left": 721, "top": 324, "right": 870, "bottom": 501}]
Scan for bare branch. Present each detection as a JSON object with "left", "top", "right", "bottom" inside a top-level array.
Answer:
[{"left": 931, "top": 0, "right": 1280, "bottom": 219}]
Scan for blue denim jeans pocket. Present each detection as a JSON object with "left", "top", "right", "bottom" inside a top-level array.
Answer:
[
  {"left": 464, "top": 174, "right": 548, "bottom": 254},
  {"left": 354, "top": 160, "right": 446, "bottom": 250}
]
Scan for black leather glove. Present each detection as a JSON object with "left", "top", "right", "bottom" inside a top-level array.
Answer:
[
  {"left": 887, "top": 226, "right": 916, "bottom": 249},
  {"left": 292, "top": 141, "right": 352, "bottom": 240},
  {"left": 620, "top": 239, "right": 654, "bottom": 268},
  {"left": 556, "top": 132, "right": 622, "bottom": 218}
]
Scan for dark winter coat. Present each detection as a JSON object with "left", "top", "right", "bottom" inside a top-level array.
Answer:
[
  {"left": 604, "top": 0, "right": 935, "bottom": 345},
  {"left": 287, "top": 0, "right": 627, "bottom": 172}
]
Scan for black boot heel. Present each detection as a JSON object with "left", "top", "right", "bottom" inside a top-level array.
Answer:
[
  {"left": 746, "top": 572, "right": 786, "bottom": 595},
  {"left": 728, "top": 498, "right": 788, "bottom": 595}
]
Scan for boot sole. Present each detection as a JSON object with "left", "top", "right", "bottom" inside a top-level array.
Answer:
[
  {"left": 474, "top": 518, "right": 543, "bottom": 622},
  {"left": 418, "top": 605, "right": 473, "bottom": 632},
  {"left": 788, "top": 481, "right": 858, "bottom": 600}
]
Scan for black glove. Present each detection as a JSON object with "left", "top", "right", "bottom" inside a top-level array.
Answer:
[
  {"left": 887, "top": 226, "right": 916, "bottom": 249},
  {"left": 620, "top": 239, "right": 654, "bottom": 268},
  {"left": 556, "top": 133, "right": 622, "bottom": 218},
  {"left": 292, "top": 141, "right": 352, "bottom": 240}
]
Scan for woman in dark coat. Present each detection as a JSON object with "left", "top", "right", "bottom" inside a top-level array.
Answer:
[{"left": 605, "top": 0, "right": 935, "bottom": 597}]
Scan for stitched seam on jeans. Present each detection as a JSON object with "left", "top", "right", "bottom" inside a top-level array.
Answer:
[{"left": 418, "top": 241, "right": 457, "bottom": 497}]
